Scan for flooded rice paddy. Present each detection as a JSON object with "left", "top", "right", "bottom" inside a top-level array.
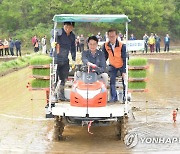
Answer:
[{"left": 0, "top": 54, "right": 180, "bottom": 153}]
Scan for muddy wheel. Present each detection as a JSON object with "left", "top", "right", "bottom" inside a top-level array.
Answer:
[
  {"left": 116, "top": 115, "right": 128, "bottom": 140},
  {"left": 54, "top": 116, "right": 65, "bottom": 141},
  {"left": 46, "top": 112, "right": 54, "bottom": 118}
]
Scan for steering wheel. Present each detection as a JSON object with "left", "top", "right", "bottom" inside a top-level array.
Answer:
[{"left": 80, "top": 65, "right": 101, "bottom": 74}]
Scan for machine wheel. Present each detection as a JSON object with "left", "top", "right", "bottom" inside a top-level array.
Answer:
[
  {"left": 45, "top": 103, "right": 55, "bottom": 118},
  {"left": 54, "top": 116, "right": 65, "bottom": 141},
  {"left": 46, "top": 112, "right": 54, "bottom": 118},
  {"left": 116, "top": 115, "right": 128, "bottom": 140}
]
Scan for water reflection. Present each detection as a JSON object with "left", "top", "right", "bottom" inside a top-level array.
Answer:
[{"left": 134, "top": 57, "right": 180, "bottom": 101}]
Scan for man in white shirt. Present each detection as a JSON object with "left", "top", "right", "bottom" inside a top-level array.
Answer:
[{"left": 41, "top": 35, "right": 47, "bottom": 54}]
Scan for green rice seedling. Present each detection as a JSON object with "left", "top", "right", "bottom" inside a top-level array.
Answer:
[
  {"left": 1, "top": 62, "right": 12, "bottom": 68},
  {"left": 18, "top": 57, "right": 27, "bottom": 62},
  {"left": 0, "top": 55, "right": 33, "bottom": 74},
  {"left": 32, "top": 68, "right": 50, "bottom": 76},
  {"left": 129, "top": 57, "right": 147, "bottom": 66},
  {"left": 2, "top": 62, "right": 11, "bottom": 68},
  {"left": 23, "top": 55, "right": 32, "bottom": 61},
  {"left": 31, "top": 79, "right": 50, "bottom": 88},
  {"left": 128, "top": 70, "right": 147, "bottom": 78},
  {"left": 30, "top": 55, "right": 52, "bottom": 65},
  {"left": 8, "top": 60, "right": 18, "bottom": 66},
  {"left": 128, "top": 81, "right": 146, "bottom": 89},
  {"left": 0, "top": 61, "right": 17, "bottom": 73},
  {"left": 5, "top": 58, "right": 27, "bottom": 68},
  {"left": 22, "top": 55, "right": 33, "bottom": 65},
  {"left": 15, "top": 59, "right": 26, "bottom": 67}
]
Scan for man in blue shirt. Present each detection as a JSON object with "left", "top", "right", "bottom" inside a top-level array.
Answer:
[
  {"left": 164, "top": 33, "right": 170, "bottom": 52},
  {"left": 54, "top": 22, "right": 76, "bottom": 101},
  {"left": 129, "top": 33, "right": 136, "bottom": 54},
  {"left": 155, "top": 34, "right": 161, "bottom": 53},
  {"left": 81, "top": 36, "right": 108, "bottom": 86},
  {"left": 14, "top": 39, "right": 21, "bottom": 56},
  {"left": 9, "top": 38, "right": 14, "bottom": 56}
]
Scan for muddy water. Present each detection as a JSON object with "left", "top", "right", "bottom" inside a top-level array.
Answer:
[
  {"left": 0, "top": 56, "right": 180, "bottom": 153},
  {"left": 130, "top": 56, "right": 180, "bottom": 153}
]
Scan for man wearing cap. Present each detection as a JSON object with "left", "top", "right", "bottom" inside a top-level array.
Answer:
[{"left": 54, "top": 22, "right": 76, "bottom": 101}]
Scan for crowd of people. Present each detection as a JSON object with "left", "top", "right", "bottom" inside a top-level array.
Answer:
[
  {"left": 29, "top": 31, "right": 171, "bottom": 58},
  {"left": 128, "top": 32, "right": 170, "bottom": 54},
  {"left": 143, "top": 33, "right": 170, "bottom": 53},
  {"left": 75, "top": 31, "right": 171, "bottom": 54},
  {"left": 74, "top": 31, "right": 125, "bottom": 52},
  {"left": 0, "top": 35, "right": 49, "bottom": 57},
  {"left": 0, "top": 30, "right": 171, "bottom": 58},
  {"left": 0, "top": 38, "right": 22, "bottom": 57},
  {"left": 31, "top": 35, "right": 47, "bottom": 54}
]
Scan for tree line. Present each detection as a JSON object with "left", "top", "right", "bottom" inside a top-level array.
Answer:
[{"left": 0, "top": 0, "right": 179, "bottom": 47}]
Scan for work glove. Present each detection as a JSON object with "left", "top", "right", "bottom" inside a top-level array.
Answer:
[
  {"left": 72, "top": 60, "right": 76, "bottom": 69},
  {"left": 51, "top": 42, "right": 57, "bottom": 48}
]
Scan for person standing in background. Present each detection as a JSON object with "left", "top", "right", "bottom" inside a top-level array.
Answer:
[
  {"left": 143, "top": 33, "right": 149, "bottom": 53},
  {"left": 0, "top": 39, "right": 4, "bottom": 56},
  {"left": 119, "top": 32, "right": 124, "bottom": 41},
  {"left": 164, "top": 33, "right": 170, "bottom": 52},
  {"left": 9, "top": 38, "right": 14, "bottom": 56},
  {"left": 34, "top": 38, "right": 39, "bottom": 52},
  {"left": 32, "top": 35, "right": 36, "bottom": 46},
  {"left": 41, "top": 35, "right": 47, "bottom": 54},
  {"left": 129, "top": 34, "right": 136, "bottom": 53},
  {"left": 155, "top": 34, "right": 161, "bottom": 53},
  {"left": 75, "top": 36, "right": 80, "bottom": 52},
  {"left": 96, "top": 32, "right": 103, "bottom": 42},
  {"left": 15, "top": 39, "right": 21, "bottom": 56},
  {"left": 148, "top": 33, "right": 155, "bottom": 53},
  {"left": 79, "top": 34, "right": 85, "bottom": 52},
  {"left": 4, "top": 39, "right": 9, "bottom": 56},
  {"left": 104, "top": 32, "right": 109, "bottom": 42}
]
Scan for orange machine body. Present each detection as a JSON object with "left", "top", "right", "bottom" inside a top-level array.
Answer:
[{"left": 70, "top": 80, "right": 107, "bottom": 107}]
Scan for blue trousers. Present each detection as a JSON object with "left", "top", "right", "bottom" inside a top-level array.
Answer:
[
  {"left": 156, "top": 43, "right": 160, "bottom": 52},
  {"left": 164, "top": 43, "right": 169, "bottom": 52},
  {"left": 109, "top": 65, "right": 126, "bottom": 101}
]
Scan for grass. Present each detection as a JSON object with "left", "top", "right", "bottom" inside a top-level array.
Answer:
[
  {"left": 0, "top": 54, "right": 51, "bottom": 75},
  {"left": 31, "top": 79, "right": 49, "bottom": 88},
  {"left": 128, "top": 70, "right": 147, "bottom": 78},
  {"left": 0, "top": 55, "right": 32, "bottom": 73},
  {"left": 128, "top": 82, "right": 146, "bottom": 89},
  {"left": 30, "top": 55, "right": 52, "bottom": 65},
  {"left": 32, "top": 68, "right": 50, "bottom": 76},
  {"left": 129, "top": 57, "right": 147, "bottom": 66}
]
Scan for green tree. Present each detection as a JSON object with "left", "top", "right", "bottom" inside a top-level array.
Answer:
[{"left": 0, "top": 0, "right": 179, "bottom": 44}]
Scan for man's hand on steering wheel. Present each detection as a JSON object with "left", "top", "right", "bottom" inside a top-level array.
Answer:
[{"left": 87, "top": 62, "right": 97, "bottom": 68}]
